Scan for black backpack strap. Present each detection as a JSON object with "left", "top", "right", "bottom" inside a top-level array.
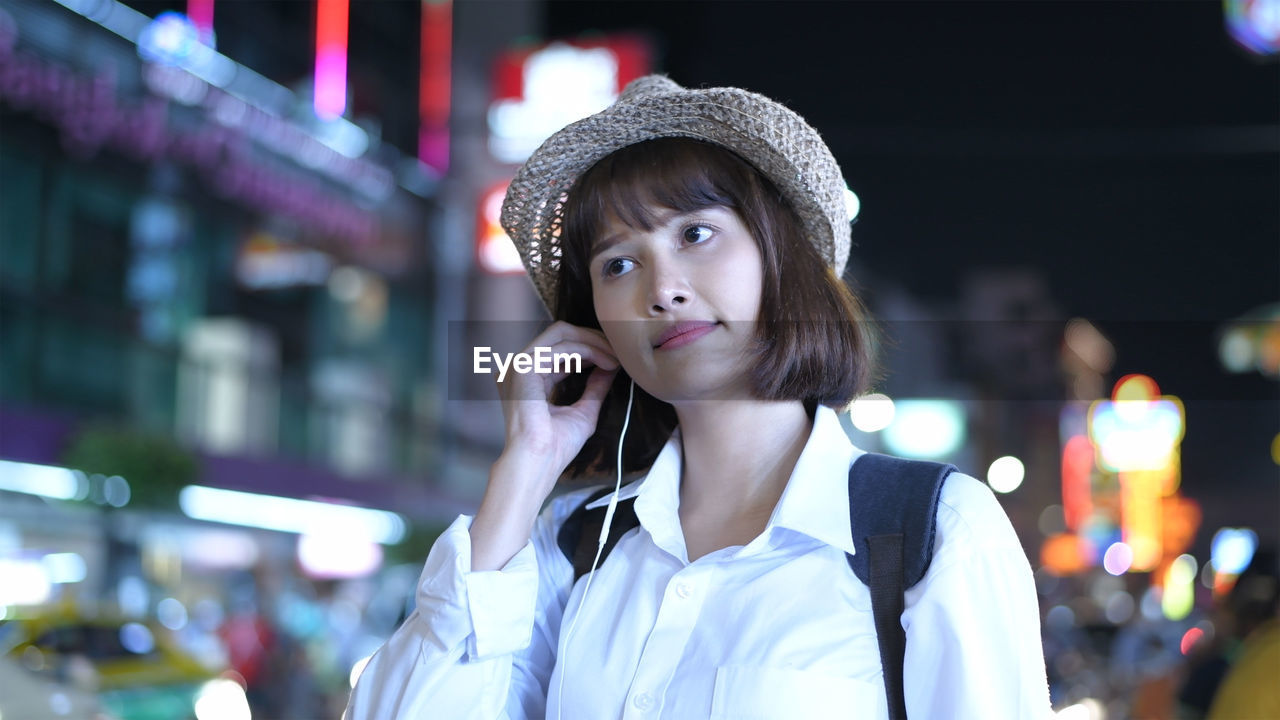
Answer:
[
  {"left": 846, "top": 453, "right": 956, "bottom": 720},
  {"left": 556, "top": 487, "right": 641, "bottom": 582},
  {"left": 868, "top": 534, "right": 908, "bottom": 720}
]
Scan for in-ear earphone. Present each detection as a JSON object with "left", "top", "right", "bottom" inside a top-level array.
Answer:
[{"left": 556, "top": 377, "right": 635, "bottom": 718}]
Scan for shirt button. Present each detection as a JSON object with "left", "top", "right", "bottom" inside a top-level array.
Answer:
[
  {"left": 675, "top": 582, "right": 693, "bottom": 599},
  {"left": 632, "top": 691, "right": 653, "bottom": 711}
]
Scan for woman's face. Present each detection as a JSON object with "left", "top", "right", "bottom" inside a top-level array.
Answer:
[{"left": 588, "top": 203, "right": 764, "bottom": 403}]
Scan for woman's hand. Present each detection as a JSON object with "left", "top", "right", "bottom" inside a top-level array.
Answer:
[
  {"left": 471, "top": 322, "right": 620, "bottom": 571},
  {"left": 495, "top": 321, "right": 620, "bottom": 479}
]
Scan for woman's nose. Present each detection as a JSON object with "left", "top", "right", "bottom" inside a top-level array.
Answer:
[{"left": 645, "top": 257, "right": 691, "bottom": 315}]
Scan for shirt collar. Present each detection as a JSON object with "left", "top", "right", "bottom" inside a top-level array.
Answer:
[
  {"left": 768, "top": 405, "right": 862, "bottom": 556},
  {"left": 584, "top": 425, "right": 681, "bottom": 510},
  {"left": 585, "top": 405, "right": 863, "bottom": 557}
]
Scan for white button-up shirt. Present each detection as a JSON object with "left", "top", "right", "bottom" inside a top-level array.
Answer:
[{"left": 346, "top": 406, "right": 1051, "bottom": 719}]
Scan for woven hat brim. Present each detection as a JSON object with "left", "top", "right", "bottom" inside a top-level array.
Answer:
[{"left": 500, "top": 82, "right": 850, "bottom": 316}]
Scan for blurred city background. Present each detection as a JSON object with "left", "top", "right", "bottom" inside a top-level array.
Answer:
[{"left": 0, "top": 0, "right": 1276, "bottom": 718}]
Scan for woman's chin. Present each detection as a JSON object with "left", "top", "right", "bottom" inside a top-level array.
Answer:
[{"left": 640, "top": 376, "right": 754, "bottom": 405}]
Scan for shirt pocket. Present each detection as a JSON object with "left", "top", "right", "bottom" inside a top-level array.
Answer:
[{"left": 709, "top": 665, "right": 887, "bottom": 720}]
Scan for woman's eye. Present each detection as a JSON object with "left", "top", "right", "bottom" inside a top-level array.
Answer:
[
  {"left": 603, "top": 258, "right": 634, "bottom": 277},
  {"left": 683, "top": 225, "right": 714, "bottom": 244}
]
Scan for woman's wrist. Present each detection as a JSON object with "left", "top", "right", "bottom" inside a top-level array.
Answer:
[{"left": 469, "top": 452, "right": 560, "bottom": 572}]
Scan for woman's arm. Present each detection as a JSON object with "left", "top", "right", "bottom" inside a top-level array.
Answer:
[
  {"left": 345, "top": 485, "right": 590, "bottom": 720},
  {"left": 902, "top": 473, "right": 1053, "bottom": 720},
  {"left": 346, "top": 322, "right": 619, "bottom": 719}
]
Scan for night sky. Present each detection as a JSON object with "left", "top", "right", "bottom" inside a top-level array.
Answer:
[{"left": 543, "top": 1, "right": 1280, "bottom": 536}]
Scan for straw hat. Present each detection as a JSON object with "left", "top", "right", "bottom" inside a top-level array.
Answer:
[{"left": 500, "top": 74, "right": 853, "bottom": 316}]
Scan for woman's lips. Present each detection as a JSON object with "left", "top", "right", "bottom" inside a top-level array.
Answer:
[{"left": 655, "top": 322, "right": 718, "bottom": 350}]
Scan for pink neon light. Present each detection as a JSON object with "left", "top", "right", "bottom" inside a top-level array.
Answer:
[
  {"left": 314, "top": 0, "right": 349, "bottom": 120},
  {"left": 314, "top": 51, "right": 347, "bottom": 120},
  {"left": 187, "top": 0, "right": 214, "bottom": 45}
]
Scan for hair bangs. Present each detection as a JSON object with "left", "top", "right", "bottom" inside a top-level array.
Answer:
[{"left": 575, "top": 139, "right": 749, "bottom": 247}]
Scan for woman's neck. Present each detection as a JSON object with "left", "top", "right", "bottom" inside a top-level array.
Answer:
[{"left": 672, "top": 399, "right": 813, "bottom": 521}]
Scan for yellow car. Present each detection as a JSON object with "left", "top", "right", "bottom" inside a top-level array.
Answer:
[{"left": 1, "top": 611, "right": 249, "bottom": 720}]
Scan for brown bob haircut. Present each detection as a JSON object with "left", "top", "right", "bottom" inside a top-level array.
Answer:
[{"left": 552, "top": 137, "right": 875, "bottom": 479}]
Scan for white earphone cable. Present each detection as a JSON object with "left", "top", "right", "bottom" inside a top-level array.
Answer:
[{"left": 556, "top": 378, "right": 634, "bottom": 718}]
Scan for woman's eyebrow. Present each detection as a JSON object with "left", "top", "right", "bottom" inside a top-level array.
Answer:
[
  {"left": 588, "top": 207, "right": 695, "bottom": 261},
  {"left": 589, "top": 232, "right": 627, "bottom": 262}
]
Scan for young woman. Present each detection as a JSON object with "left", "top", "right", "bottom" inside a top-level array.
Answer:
[{"left": 347, "top": 75, "right": 1050, "bottom": 719}]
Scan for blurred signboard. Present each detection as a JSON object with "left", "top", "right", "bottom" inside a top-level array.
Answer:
[
  {"left": 235, "top": 231, "right": 333, "bottom": 290},
  {"left": 1050, "top": 374, "right": 1199, "bottom": 579},
  {"left": 488, "top": 35, "right": 651, "bottom": 164}
]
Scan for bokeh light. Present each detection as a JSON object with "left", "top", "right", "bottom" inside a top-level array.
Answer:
[
  {"left": 1038, "top": 504, "right": 1066, "bottom": 536},
  {"left": 1112, "top": 373, "right": 1159, "bottom": 403},
  {"left": 849, "top": 393, "right": 895, "bottom": 433},
  {"left": 1180, "top": 627, "right": 1204, "bottom": 655},
  {"left": 1104, "top": 591, "right": 1134, "bottom": 625},
  {"left": 1211, "top": 527, "right": 1258, "bottom": 574},
  {"left": 882, "top": 400, "right": 965, "bottom": 459},
  {"left": 1102, "top": 542, "right": 1133, "bottom": 576},
  {"left": 1162, "top": 554, "right": 1197, "bottom": 621},
  {"left": 987, "top": 456, "right": 1025, "bottom": 493}
]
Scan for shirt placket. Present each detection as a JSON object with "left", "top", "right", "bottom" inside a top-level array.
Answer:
[{"left": 623, "top": 565, "right": 709, "bottom": 719}]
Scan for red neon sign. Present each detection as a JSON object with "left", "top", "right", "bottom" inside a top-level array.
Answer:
[
  {"left": 419, "top": 0, "right": 452, "bottom": 173},
  {"left": 314, "top": 0, "right": 349, "bottom": 120}
]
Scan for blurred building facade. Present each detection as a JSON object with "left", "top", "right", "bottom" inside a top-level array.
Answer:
[
  {"left": 0, "top": 1, "right": 504, "bottom": 712},
  {"left": 0, "top": 0, "right": 476, "bottom": 516}
]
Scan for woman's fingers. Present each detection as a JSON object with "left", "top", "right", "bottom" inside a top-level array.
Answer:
[
  {"left": 569, "top": 365, "right": 619, "bottom": 421},
  {"left": 533, "top": 322, "right": 618, "bottom": 364},
  {"left": 494, "top": 341, "right": 617, "bottom": 404},
  {"left": 534, "top": 341, "right": 618, "bottom": 393},
  {"left": 495, "top": 322, "right": 624, "bottom": 456},
  {"left": 493, "top": 327, "right": 619, "bottom": 400}
]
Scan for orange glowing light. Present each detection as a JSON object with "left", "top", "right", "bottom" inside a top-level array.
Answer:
[
  {"left": 1041, "top": 533, "right": 1092, "bottom": 576},
  {"left": 1156, "top": 456, "right": 1182, "bottom": 496},
  {"left": 476, "top": 181, "right": 522, "bottom": 274},
  {"left": 1113, "top": 374, "right": 1160, "bottom": 403},
  {"left": 1261, "top": 324, "right": 1280, "bottom": 377},
  {"left": 1121, "top": 469, "right": 1163, "bottom": 571},
  {"left": 1161, "top": 495, "right": 1201, "bottom": 560},
  {"left": 1213, "top": 572, "right": 1238, "bottom": 598}
]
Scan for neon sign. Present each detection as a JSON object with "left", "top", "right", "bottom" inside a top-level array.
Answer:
[{"left": 489, "top": 36, "right": 650, "bottom": 164}]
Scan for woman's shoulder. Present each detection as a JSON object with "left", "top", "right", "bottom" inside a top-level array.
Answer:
[{"left": 934, "top": 470, "right": 1024, "bottom": 556}]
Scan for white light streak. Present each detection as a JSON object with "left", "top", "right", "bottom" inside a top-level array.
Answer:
[
  {"left": 0, "top": 460, "right": 81, "bottom": 500},
  {"left": 179, "top": 485, "right": 406, "bottom": 544}
]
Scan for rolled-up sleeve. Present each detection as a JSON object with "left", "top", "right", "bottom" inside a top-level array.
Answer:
[
  {"left": 902, "top": 474, "right": 1052, "bottom": 720},
  {"left": 346, "top": 488, "right": 587, "bottom": 720},
  {"left": 465, "top": 540, "right": 539, "bottom": 660}
]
